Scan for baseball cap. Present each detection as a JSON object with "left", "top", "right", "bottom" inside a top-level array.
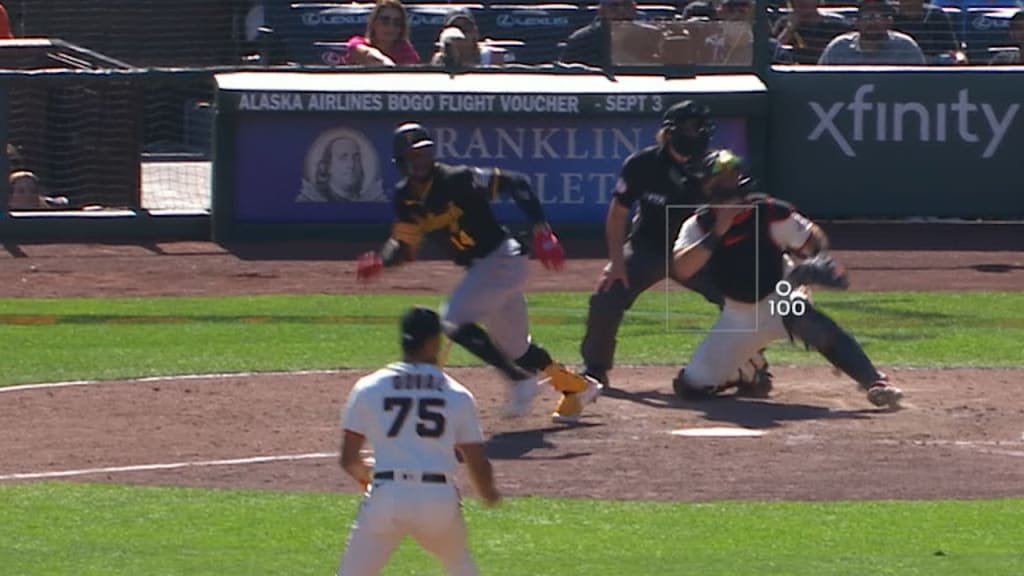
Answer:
[
  {"left": 444, "top": 9, "right": 476, "bottom": 30},
  {"left": 439, "top": 26, "right": 467, "bottom": 45},
  {"left": 400, "top": 306, "right": 442, "bottom": 350}
]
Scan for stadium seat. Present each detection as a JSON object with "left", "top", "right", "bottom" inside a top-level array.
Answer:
[
  {"left": 479, "top": 4, "right": 579, "bottom": 64},
  {"left": 961, "top": 7, "right": 1016, "bottom": 62},
  {"left": 270, "top": 3, "right": 372, "bottom": 65}
]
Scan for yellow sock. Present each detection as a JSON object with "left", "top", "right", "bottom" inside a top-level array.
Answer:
[{"left": 542, "top": 363, "right": 588, "bottom": 394}]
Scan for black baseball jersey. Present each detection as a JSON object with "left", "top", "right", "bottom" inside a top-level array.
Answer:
[
  {"left": 686, "top": 195, "right": 813, "bottom": 303},
  {"left": 391, "top": 162, "right": 519, "bottom": 267},
  {"left": 613, "top": 144, "right": 705, "bottom": 255}
]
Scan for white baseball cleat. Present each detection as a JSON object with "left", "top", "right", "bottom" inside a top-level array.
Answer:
[
  {"left": 502, "top": 378, "right": 541, "bottom": 418},
  {"left": 866, "top": 380, "right": 904, "bottom": 409}
]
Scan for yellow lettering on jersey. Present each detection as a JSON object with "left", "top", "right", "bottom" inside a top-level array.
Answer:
[{"left": 421, "top": 202, "right": 463, "bottom": 232}]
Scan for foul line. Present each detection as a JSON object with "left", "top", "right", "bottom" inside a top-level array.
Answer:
[
  {"left": 0, "top": 368, "right": 348, "bottom": 394},
  {"left": 0, "top": 452, "right": 338, "bottom": 481}
]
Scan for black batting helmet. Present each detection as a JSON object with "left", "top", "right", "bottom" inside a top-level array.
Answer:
[
  {"left": 661, "top": 100, "right": 714, "bottom": 157},
  {"left": 392, "top": 122, "right": 435, "bottom": 176}
]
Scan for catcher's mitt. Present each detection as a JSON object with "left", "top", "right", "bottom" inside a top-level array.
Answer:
[{"left": 786, "top": 253, "right": 849, "bottom": 289}]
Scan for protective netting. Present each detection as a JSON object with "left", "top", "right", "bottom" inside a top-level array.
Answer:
[
  {"left": 3, "top": 0, "right": 1024, "bottom": 213},
  {"left": 6, "top": 71, "right": 215, "bottom": 211}
]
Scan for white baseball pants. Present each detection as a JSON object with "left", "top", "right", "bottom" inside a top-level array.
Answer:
[
  {"left": 684, "top": 292, "right": 797, "bottom": 390},
  {"left": 337, "top": 478, "right": 478, "bottom": 576}
]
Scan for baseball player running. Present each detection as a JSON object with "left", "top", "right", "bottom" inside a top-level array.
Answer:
[
  {"left": 336, "top": 306, "right": 499, "bottom": 576},
  {"left": 670, "top": 149, "right": 904, "bottom": 408},
  {"left": 579, "top": 100, "right": 771, "bottom": 392},
  {"left": 357, "top": 122, "right": 602, "bottom": 424}
]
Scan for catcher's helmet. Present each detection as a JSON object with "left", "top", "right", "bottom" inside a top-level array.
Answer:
[
  {"left": 392, "top": 122, "right": 434, "bottom": 168},
  {"left": 697, "top": 148, "right": 747, "bottom": 201},
  {"left": 661, "top": 100, "right": 714, "bottom": 157}
]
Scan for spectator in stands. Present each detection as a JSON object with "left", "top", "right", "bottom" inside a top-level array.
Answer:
[
  {"left": 560, "top": 0, "right": 637, "bottom": 68},
  {"left": 717, "top": 0, "right": 754, "bottom": 22},
  {"left": 8, "top": 171, "right": 69, "bottom": 210},
  {"left": 892, "top": 0, "right": 963, "bottom": 63},
  {"left": 432, "top": 26, "right": 479, "bottom": 69},
  {"left": 430, "top": 10, "right": 505, "bottom": 67},
  {"left": 773, "top": 0, "right": 854, "bottom": 64},
  {"left": 343, "top": 0, "right": 420, "bottom": 66},
  {"left": 0, "top": 2, "right": 12, "bottom": 39},
  {"left": 818, "top": 0, "right": 926, "bottom": 64}
]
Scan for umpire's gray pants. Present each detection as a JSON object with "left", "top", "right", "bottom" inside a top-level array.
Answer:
[{"left": 580, "top": 241, "right": 723, "bottom": 375}]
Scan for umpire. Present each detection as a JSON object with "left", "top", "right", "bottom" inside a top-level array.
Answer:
[{"left": 580, "top": 100, "right": 726, "bottom": 388}]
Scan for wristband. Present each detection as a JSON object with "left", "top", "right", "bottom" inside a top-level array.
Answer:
[{"left": 699, "top": 231, "right": 722, "bottom": 252}]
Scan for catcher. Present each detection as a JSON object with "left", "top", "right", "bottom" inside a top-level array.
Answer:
[
  {"left": 579, "top": 100, "right": 771, "bottom": 393},
  {"left": 356, "top": 122, "right": 602, "bottom": 424},
  {"left": 670, "top": 149, "right": 904, "bottom": 408}
]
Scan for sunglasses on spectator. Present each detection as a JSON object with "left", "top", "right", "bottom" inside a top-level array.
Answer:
[
  {"left": 859, "top": 12, "right": 890, "bottom": 20},
  {"left": 377, "top": 14, "right": 403, "bottom": 27}
]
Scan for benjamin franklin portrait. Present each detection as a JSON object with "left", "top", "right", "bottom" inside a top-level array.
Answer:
[{"left": 297, "top": 127, "right": 386, "bottom": 203}]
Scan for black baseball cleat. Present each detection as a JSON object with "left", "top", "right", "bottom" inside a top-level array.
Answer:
[
  {"left": 734, "top": 366, "right": 774, "bottom": 398},
  {"left": 582, "top": 370, "right": 610, "bottom": 390},
  {"left": 672, "top": 371, "right": 722, "bottom": 401}
]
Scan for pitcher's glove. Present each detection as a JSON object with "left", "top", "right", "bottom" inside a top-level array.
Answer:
[
  {"left": 532, "top": 226, "right": 565, "bottom": 271},
  {"left": 786, "top": 253, "right": 849, "bottom": 289},
  {"left": 355, "top": 251, "right": 383, "bottom": 282}
]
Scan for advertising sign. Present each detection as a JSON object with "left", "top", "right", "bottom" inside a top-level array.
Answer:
[{"left": 233, "top": 114, "right": 748, "bottom": 223}]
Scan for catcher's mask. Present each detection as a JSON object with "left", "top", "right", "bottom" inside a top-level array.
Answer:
[
  {"left": 392, "top": 122, "right": 435, "bottom": 176},
  {"left": 661, "top": 100, "right": 715, "bottom": 157}
]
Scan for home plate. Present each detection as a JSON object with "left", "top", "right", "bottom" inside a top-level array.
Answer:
[{"left": 669, "top": 427, "right": 766, "bottom": 438}]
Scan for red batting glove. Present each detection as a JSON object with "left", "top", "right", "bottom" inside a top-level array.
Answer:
[
  {"left": 532, "top": 227, "right": 565, "bottom": 271},
  {"left": 355, "top": 251, "right": 383, "bottom": 282}
]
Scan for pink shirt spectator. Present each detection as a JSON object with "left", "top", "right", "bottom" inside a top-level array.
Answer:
[
  {"left": 0, "top": 2, "right": 13, "bottom": 39},
  {"left": 343, "top": 36, "right": 420, "bottom": 65}
]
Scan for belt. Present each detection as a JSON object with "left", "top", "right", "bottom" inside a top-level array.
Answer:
[{"left": 373, "top": 471, "right": 448, "bottom": 484}]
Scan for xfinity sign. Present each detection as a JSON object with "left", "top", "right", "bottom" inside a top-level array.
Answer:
[{"left": 808, "top": 83, "right": 1019, "bottom": 159}]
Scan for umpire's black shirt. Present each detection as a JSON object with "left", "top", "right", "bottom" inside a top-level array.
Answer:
[{"left": 613, "top": 144, "right": 705, "bottom": 255}]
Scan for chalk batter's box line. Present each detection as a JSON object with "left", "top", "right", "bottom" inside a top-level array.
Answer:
[{"left": 663, "top": 203, "right": 761, "bottom": 334}]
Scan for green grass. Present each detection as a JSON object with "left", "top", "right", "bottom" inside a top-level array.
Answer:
[
  {"left": 1, "top": 291, "right": 1022, "bottom": 385},
  {"left": 1, "top": 483, "right": 1021, "bottom": 575}
]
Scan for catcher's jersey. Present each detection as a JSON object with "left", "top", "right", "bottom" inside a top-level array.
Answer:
[
  {"left": 341, "top": 362, "right": 485, "bottom": 476},
  {"left": 674, "top": 194, "right": 813, "bottom": 303},
  {"left": 392, "top": 162, "right": 520, "bottom": 267},
  {"left": 613, "top": 144, "right": 705, "bottom": 255}
]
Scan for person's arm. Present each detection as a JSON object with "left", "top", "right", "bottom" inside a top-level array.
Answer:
[
  {"left": 452, "top": 386, "right": 500, "bottom": 506},
  {"left": 456, "top": 443, "right": 500, "bottom": 506},
  {"left": 346, "top": 37, "right": 397, "bottom": 66},
  {"left": 472, "top": 167, "right": 548, "bottom": 235},
  {"left": 672, "top": 207, "right": 744, "bottom": 281},
  {"left": 767, "top": 203, "right": 826, "bottom": 257},
  {"left": 338, "top": 383, "right": 373, "bottom": 488},
  {"left": 339, "top": 430, "right": 372, "bottom": 487},
  {"left": 359, "top": 193, "right": 424, "bottom": 276}
]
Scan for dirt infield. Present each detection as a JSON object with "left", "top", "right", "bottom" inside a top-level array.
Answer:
[{"left": 1, "top": 237, "right": 1022, "bottom": 501}]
